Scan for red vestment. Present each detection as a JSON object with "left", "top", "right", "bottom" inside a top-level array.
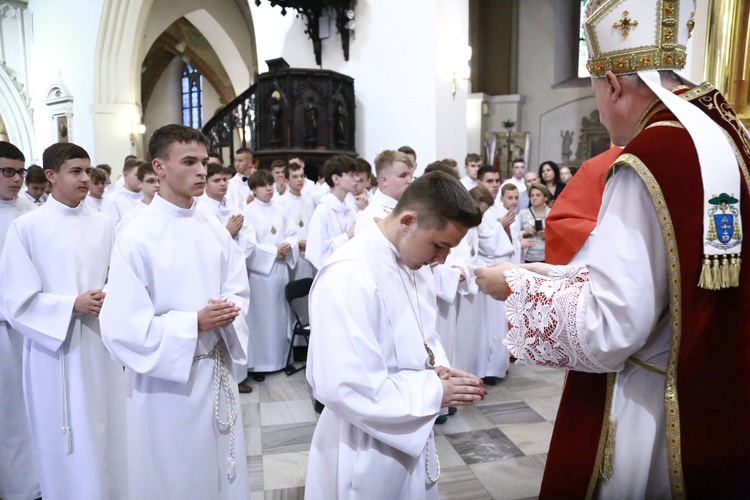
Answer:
[{"left": 539, "top": 85, "right": 750, "bottom": 498}]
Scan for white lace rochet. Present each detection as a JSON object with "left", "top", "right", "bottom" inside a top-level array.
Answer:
[{"left": 503, "top": 266, "right": 608, "bottom": 373}]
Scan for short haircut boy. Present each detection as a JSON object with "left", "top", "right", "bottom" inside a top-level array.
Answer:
[
  {"left": 248, "top": 169, "right": 274, "bottom": 190},
  {"left": 397, "top": 145, "right": 416, "bottom": 159},
  {"left": 89, "top": 167, "right": 108, "bottom": 185},
  {"left": 477, "top": 165, "right": 499, "bottom": 182},
  {"left": 96, "top": 164, "right": 112, "bottom": 175},
  {"left": 392, "top": 171, "right": 482, "bottom": 230},
  {"left": 206, "top": 162, "right": 225, "bottom": 179},
  {"left": 136, "top": 161, "right": 156, "bottom": 181},
  {"left": 149, "top": 124, "right": 210, "bottom": 161},
  {"left": 424, "top": 161, "right": 459, "bottom": 179},
  {"left": 465, "top": 153, "right": 481, "bottom": 165},
  {"left": 26, "top": 165, "right": 46, "bottom": 184},
  {"left": 470, "top": 185, "right": 495, "bottom": 206},
  {"left": 0, "top": 141, "right": 25, "bottom": 161},
  {"left": 286, "top": 161, "right": 303, "bottom": 179},
  {"left": 354, "top": 157, "right": 372, "bottom": 179},
  {"left": 42, "top": 143, "right": 89, "bottom": 172},
  {"left": 500, "top": 183, "right": 519, "bottom": 197},
  {"left": 323, "top": 155, "right": 357, "bottom": 187},
  {"left": 235, "top": 147, "right": 252, "bottom": 156},
  {"left": 373, "top": 150, "right": 411, "bottom": 177},
  {"left": 122, "top": 157, "right": 140, "bottom": 175}
]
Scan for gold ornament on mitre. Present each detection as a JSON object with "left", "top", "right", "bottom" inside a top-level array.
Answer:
[
  {"left": 584, "top": 0, "right": 695, "bottom": 78},
  {"left": 584, "top": 0, "right": 743, "bottom": 293}
]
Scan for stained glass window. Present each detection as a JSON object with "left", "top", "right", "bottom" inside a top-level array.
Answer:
[{"left": 181, "top": 64, "right": 203, "bottom": 128}]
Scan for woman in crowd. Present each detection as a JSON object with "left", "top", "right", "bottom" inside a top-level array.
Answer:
[
  {"left": 519, "top": 183, "right": 551, "bottom": 263},
  {"left": 538, "top": 160, "right": 566, "bottom": 204}
]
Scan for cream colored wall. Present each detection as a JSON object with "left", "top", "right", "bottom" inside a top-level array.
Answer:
[{"left": 250, "top": 0, "right": 469, "bottom": 171}]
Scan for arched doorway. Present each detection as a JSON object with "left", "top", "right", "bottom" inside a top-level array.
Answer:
[
  {"left": 0, "top": 63, "right": 36, "bottom": 161},
  {"left": 93, "top": 0, "right": 258, "bottom": 171}
]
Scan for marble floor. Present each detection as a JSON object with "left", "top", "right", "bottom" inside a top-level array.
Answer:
[{"left": 239, "top": 362, "right": 565, "bottom": 500}]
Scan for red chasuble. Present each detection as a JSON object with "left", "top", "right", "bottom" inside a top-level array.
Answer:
[{"left": 539, "top": 85, "right": 750, "bottom": 498}]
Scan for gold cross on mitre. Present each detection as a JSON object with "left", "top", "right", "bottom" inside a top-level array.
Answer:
[{"left": 613, "top": 10, "right": 638, "bottom": 38}]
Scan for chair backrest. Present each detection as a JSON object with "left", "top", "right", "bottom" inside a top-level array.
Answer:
[{"left": 285, "top": 278, "right": 313, "bottom": 327}]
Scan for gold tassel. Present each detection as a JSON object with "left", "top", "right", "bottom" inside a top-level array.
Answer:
[
  {"left": 601, "top": 419, "right": 617, "bottom": 482},
  {"left": 698, "top": 255, "right": 713, "bottom": 289},
  {"left": 712, "top": 256, "right": 722, "bottom": 290},
  {"left": 732, "top": 254, "right": 742, "bottom": 287},
  {"left": 720, "top": 255, "right": 731, "bottom": 289}
]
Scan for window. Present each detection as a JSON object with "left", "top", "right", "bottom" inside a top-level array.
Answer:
[
  {"left": 577, "top": 0, "right": 589, "bottom": 78},
  {"left": 181, "top": 64, "right": 203, "bottom": 128}
]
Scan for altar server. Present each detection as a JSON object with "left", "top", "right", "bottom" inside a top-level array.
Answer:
[
  {"left": 1, "top": 142, "right": 126, "bottom": 499},
  {"left": 100, "top": 125, "right": 250, "bottom": 499}
]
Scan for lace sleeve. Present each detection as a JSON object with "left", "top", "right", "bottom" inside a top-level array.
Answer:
[{"left": 502, "top": 266, "right": 609, "bottom": 373}]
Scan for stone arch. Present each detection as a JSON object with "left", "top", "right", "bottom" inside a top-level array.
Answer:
[
  {"left": 93, "top": 0, "right": 258, "bottom": 168},
  {"left": 0, "top": 62, "right": 35, "bottom": 161}
]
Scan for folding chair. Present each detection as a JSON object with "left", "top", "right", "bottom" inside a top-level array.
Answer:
[{"left": 284, "top": 277, "right": 313, "bottom": 376}]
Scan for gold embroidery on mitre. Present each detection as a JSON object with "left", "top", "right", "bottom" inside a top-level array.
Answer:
[
  {"left": 664, "top": 28, "right": 675, "bottom": 42},
  {"left": 613, "top": 11, "right": 638, "bottom": 38},
  {"left": 640, "top": 55, "right": 653, "bottom": 66}
]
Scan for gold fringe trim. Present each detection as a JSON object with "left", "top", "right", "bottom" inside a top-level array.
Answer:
[
  {"left": 601, "top": 419, "right": 617, "bottom": 482},
  {"left": 699, "top": 254, "right": 741, "bottom": 290}
]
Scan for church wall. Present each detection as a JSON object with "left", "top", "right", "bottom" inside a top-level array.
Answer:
[
  {"left": 516, "top": 0, "right": 592, "bottom": 171},
  {"left": 250, "top": 0, "right": 469, "bottom": 170},
  {"left": 27, "top": 0, "right": 103, "bottom": 163},
  {"left": 142, "top": 57, "right": 183, "bottom": 155}
]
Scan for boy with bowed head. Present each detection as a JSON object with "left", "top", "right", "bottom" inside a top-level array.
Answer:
[{"left": 305, "top": 171, "right": 487, "bottom": 499}]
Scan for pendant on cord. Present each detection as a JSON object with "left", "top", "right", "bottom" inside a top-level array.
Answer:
[
  {"left": 424, "top": 343, "right": 435, "bottom": 366},
  {"left": 271, "top": 226, "right": 277, "bottom": 234}
]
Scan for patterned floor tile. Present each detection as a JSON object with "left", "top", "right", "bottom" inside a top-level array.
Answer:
[
  {"left": 477, "top": 401, "right": 546, "bottom": 426},
  {"left": 444, "top": 428, "right": 523, "bottom": 465}
]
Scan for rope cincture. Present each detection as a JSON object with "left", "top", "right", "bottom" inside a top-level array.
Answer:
[{"left": 194, "top": 338, "right": 238, "bottom": 480}]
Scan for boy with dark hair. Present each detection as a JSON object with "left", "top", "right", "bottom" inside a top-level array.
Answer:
[
  {"left": 306, "top": 155, "right": 358, "bottom": 269},
  {"left": 346, "top": 157, "right": 371, "bottom": 213},
  {"left": 460, "top": 153, "right": 482, "bottom": 190},
  {"left": 270, "top": 159, "right": 288, "bottom": 196},
  {"left": 22, "top": 165, "right": 48, "bottom": 205},
  {"left": 115, "top": 161, "right": 160, "bottom": 233},
  {"left": 240, "top": 169, "right": 297, "bottom": 385},
  {"left": 288, "top": 156, "right": 316, "bottom": 196},
  {"left": 101, "top": 156, "right": 143, "bottom": 224},
  {"left": 198, "top": 163, "right": 244, "bottom": 238},
  {"left": 227, "top": 147, "right": 256, "bottom": 210},
  {"left": 0, "top": 141, "right": 41, "bottom": 500},
  {"left": 397, "top": 144, "right": 417, "bottom": 171},
  {"left": 279, "top": 160, "right": 315, "bottom": 280},
  {"left": 100, "top": 124, "right": 251, "bottom": 499},
  {"left": 85, "top": 166, "right": 108, "bottom": 211},
  {"left": 305, "top": 172, "right": 486, "bottom": 498},
  {"left": 1, "top": 142, "right": 126, "bottom": 499}
]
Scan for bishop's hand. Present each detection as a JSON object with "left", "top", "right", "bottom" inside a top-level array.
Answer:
[{"left": 475, "top": 262, "right": 517, "bottom": 301}]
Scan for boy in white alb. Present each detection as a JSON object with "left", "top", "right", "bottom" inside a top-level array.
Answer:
[
  {"left": 306, "top": 155, "right": 358, "bottom": 270},
  {"left": 475, "top": 166, "right": 515, "bottom": 384},
  {"left": 459, "top": 153, "right": 482, "bottom": 190},
  {"left": 116, "top": 161, "right": 160, "bottom": 233},
  {"left": 0, "top": 141, "right": 41, "bottom": 500},
  {"left": 198, "top": 162, "right": 244, "bottom": 239},
  {"left": 101, "top": 157, "right": 143, "bottom": 224},
  {"left": 240, "top": 169, "right": 298, "bottom": 383},
  {"left": 84, "top": 167, "right": 108, "bottom": 211},
  {"left": 355, "top": 150, "right": 413, "bottom": 234},
  {"left": 226, "top": 147, "right": 257, "bottom": 211},
  {"left": 278, "top": 161, "right": 315, "bottom": 280},
  {"left": 305, "top": 172, "right": 487, "bottom": 499},
  {"left": 1, "top": 142, "right": 126, "bottom": 499},
  {"left": 100, "top": 125, "right": 251, "bottom": 499}
]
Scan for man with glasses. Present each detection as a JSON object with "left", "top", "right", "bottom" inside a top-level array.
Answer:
[{"left": 0, "top": 141, "right": 41, "bottom": 500}]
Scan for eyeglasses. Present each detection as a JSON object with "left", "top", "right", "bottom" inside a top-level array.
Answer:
[{"left": 0, "top": 168, "right": 28, "bottom": 179}]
